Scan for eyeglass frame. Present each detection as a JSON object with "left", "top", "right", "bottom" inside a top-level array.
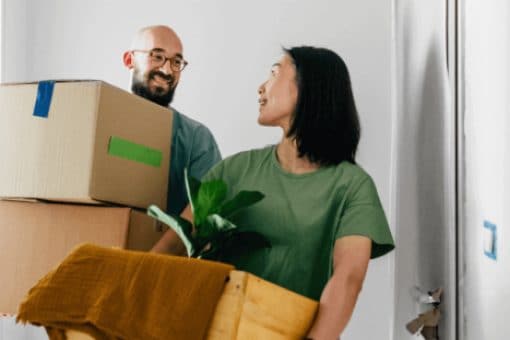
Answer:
[{"left": 131, "top": 48, "right": 188, "bottom": 72}]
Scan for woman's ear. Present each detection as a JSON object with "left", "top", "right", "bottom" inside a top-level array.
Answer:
[{"left": 123, "top": 51, "right": 134, "bottom": 69}]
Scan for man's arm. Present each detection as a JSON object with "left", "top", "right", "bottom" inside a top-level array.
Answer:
[
  {"left": 188, "top": 125, "right": 222, "bottom": 181},
  {"left": 306, "top": 235, "right": 372, "bottom": 340},
  {"left": 153, "top": 125, "right": 220, "bottom": 253},
  {"left": 151, "top": 205, "right": 193, "bottom": 255}
]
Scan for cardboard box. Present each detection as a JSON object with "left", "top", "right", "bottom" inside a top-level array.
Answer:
[
  {"left": 0, "top": 80, "right": 173, "bottom": 209},
  {"left": 0, "top": 200, "right": 164, "bottom": 314}
]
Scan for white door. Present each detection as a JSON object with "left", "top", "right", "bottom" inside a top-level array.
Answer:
[
  {"left": 459, "top": 0, "right": 510, "bottom": 339},
  {"left": 393, "top": 1, "right": 457, "bottom": 339}
]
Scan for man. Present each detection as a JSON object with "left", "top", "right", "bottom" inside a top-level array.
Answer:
[{"left": 123, "top": 25, "right": 221, "bottom": 215}]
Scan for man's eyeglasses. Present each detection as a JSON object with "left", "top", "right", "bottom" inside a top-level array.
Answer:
[{"left": 132, "top": 49, "right": 188, "bottom": 72}]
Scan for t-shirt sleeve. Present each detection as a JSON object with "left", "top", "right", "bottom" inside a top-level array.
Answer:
[
  {"left": 336, "top": 176, "right": 395, "bottom": 259},
  {"left": 202, "top": 158, "right": 224, "bottom": 182},
  {"left": 188, "top": 125, "right": 222, "bottom": 180}
]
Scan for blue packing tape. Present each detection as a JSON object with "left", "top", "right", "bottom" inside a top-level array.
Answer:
[{"left": 33, "top": 80, "right": 55, "bottom": 118}]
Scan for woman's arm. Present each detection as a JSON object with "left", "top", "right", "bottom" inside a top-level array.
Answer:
[
  {"left": 150, "top": 205, "right": 193, "bottom": 256},
  {"left": 306, "top": 235, "right": 372, "bottom": 340}
]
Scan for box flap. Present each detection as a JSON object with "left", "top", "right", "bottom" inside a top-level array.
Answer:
[{"left": 0, "top": 79, "right": 103, "bottom": 86}]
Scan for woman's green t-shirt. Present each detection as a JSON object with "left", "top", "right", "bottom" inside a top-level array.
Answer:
[{"left": 203, "top": 145, "right": 394, "bottom": 300}]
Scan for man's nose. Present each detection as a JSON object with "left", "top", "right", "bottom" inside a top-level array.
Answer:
[{"left": 159, "top": 59, "right": 174, "bottom": 75}]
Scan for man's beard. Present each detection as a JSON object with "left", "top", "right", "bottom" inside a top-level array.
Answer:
[{"left": 131, "top": 69, "right": 176, "bottom": 107}]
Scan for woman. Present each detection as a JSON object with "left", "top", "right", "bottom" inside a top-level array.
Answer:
[{"left": 153, "top": 46, "right": 394, "bottom": 339}]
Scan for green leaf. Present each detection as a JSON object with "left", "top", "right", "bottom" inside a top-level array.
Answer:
[
  {"left": 196, "top": 230, "right": 235, "bottom": 260},
  {"left": 147, "top": 205, "right": 195, "bottom": 257},
  {"left": 205, "top": 214, "right": 238, "bottom": 232},
  {"left": 194, "top": 215, "right": 235, "bottom": 244},
  {"left": 195, "top": 220, "right": 217, "bottom": 240},
  {"left": 219, "top": 191, "right": 265, "bottom": 218},
  {"left": 184, "top": 169, "right": 201, "bottom": 218},
  {"left": 194, "top": 180, "right": 227, "bottom": 226},
  {"left": 200, "top": 231, "right": 271, "bottom": 262},
  {"left": 221, "top": 231, "right": 271, "bottom": 260},
  {"left": 173, "top": 169, "right": 269, "bottom": 260}
]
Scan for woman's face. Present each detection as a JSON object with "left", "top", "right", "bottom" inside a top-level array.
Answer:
[{"left": 257, "top": 54, "right": 298, "bottom": 130}]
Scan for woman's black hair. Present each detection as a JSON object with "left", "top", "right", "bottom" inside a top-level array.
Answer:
[{"left": 285, "top": 46, "right": 360, "bottom": 165}]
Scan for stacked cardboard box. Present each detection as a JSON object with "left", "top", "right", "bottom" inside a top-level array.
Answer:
[{"left": 0, "top": 80, "right": 173, "bottom": 314}]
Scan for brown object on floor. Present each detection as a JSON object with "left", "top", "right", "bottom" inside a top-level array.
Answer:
[
  {"left": 0, "top": 200, "right": 165, "bottom": 315},
  {"left": 16, "top": 244, "right": 233, "bottom": 340}
]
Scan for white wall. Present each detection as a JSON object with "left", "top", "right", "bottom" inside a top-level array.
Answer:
[
  {"left": 0, "top": 316, "right": 47, "bottom": 340},
  {"left": 461, "top": 1, "right": 510, "bottom": 339},
  {"left": 0, "top": 0, "right": 2, "bottom": 80},
  {"left": 393, "top": 1, "right": 456, "bottom": 339},
  {"left": 1, "top": 0, "right": 28, "bottom": 82},
  {"left": 2, "top": 1, "right": 396, "bottom": 339}
]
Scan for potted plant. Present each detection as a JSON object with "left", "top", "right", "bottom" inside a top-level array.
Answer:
[{"left": 148, "top": 169, "right": 270, "bottom": 262}]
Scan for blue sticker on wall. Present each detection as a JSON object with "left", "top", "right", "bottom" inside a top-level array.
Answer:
[
  {"left": 33, "top": 80, "right": 55, "bottom": 118},
  {"left": 483, "top": 220, "right": 497, "bottom": 260}
]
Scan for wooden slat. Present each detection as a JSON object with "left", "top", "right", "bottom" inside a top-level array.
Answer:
[
  {"left": 207, "top": 270, "right": 318, "bottom": 340},
  {"left": 206, "top": 271, "right": 248, "bottom": 340}
]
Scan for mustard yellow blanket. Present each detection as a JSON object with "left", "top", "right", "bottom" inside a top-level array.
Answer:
[{"left": 17, "top": 244, "right": 233, "bottom": 340}]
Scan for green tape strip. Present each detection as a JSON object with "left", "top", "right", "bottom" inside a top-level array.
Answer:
[{"left": 108, "top": 136, "right": 162, "bottom": 167}]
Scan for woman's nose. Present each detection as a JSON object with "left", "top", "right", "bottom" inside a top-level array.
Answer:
[{"left": 258, "top": 83, "right": 265, "bottom": 95}]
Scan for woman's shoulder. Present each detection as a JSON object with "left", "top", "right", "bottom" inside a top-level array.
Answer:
[
  {"left": 204, "top": 145, "right": 274, "bottom": 180},
  {"left": 332, "top": 162, "right": 383, "bottom": 204},
  {"left": 222, "top": 145, "right": 274, "bottom": 165},
  {"left": 334, "top": 161, "right": 372, "bottom": 183},
  {"left": 327, "top": 161, "right": 384, "bottom": 201}
]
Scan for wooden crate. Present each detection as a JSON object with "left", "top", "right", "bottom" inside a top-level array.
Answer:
[
  {"left": 66, "top": 270, "right": 318, "bottom": 340},
  {"left": 206, "top": 270, "right": 318, "bottom": 340}
]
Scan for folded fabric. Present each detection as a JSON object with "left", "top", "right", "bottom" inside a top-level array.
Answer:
[{"left": 16, "top": 244, "right": 233, "bottom": 340}]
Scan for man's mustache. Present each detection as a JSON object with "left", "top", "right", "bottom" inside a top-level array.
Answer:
[{"left": 148, "top": 70, "right": 174, "bottom": 85}]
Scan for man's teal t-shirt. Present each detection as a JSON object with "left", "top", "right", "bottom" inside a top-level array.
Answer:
[
  {"left": 167, "top": 109, "right": 221, "bottom": 215},
  {"left": 203, "top": 145, "right": 394, "bottom": 300}
]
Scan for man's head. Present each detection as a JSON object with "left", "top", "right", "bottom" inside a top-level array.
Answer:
[{"left": 123, "top": 25, "right": 187, "bottom": 107}]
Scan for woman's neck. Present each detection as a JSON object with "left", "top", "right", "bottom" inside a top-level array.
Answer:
[{"left": 276, "top": 138, "right": 320, "bottom": 174}]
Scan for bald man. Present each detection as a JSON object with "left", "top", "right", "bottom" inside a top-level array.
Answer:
[{"left": 123, "top": 25, "right": 221, "bottom": 215}]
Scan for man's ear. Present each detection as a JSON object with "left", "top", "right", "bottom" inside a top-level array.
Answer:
[{"left": 123, "top": 51, "right": 134, "bottom": 69}]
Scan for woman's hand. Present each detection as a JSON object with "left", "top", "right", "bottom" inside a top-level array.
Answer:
[{"left": 150, "top": 205, "right": 193, "bottom": 255}]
